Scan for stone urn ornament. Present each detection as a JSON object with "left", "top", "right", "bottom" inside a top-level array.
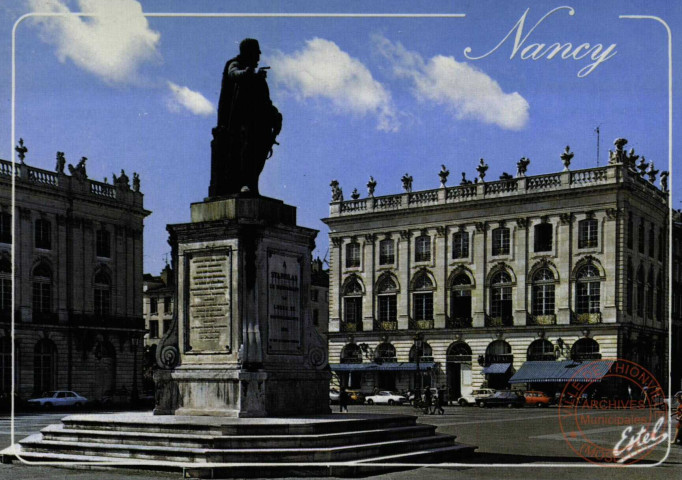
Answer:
[
  {"left": 476, "top": 159, "right": 488, "bottom": 182},
  {"left": 560, "top": 146, "right": 574, "bottom": 171}
]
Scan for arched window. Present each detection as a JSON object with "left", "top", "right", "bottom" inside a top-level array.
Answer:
[
  {"left": 485, "top": 340, "right": 513, "bottom": 363},
  {"left": 342, "top": 277, "right": 363, "bottom": 332},
  {"left": 409, "top": 341, "right": 433, "bottom": 361},
  {"left": 636, "top": 266, "right": 644, "bottom": 317},
  {"left": 376, "top": 275, "right": 398, "bottom": 326},
  {"left": 375, "top": 343, "right": 396, "bottom": 362},
  {"left": 0, "top": 257, "right": 11, "bottom": 312},
  {"left": 626, "top": 259, "right": 633, "bottom": 315},
  {"left": 34, "top": 339, "right": 56, "bottom": 394},
  {"left": 450, "top": 273, "right": 472, "bottom": 327},
  {"left": 571, "top": 338, "right": 601, "bottom": 361},
  {"left": 32, "top": 263, "right": 52, "bottom": 314},
  {"left": 489, "top": 271, "right": 513, "bottom": 325},
  {"left": 340, "top": 343, "right": 362, "bottom": 364},
  {"left": 575, "top": 265, "right": 600, "bottom": 315},
  {"left": 412, "top": 272, "right": 434, "bottom": 325},
  {"left": 34, "top": 218, "right": 51, "bottom": 250},
  {"left": 531, "top": 268, "right": 555, "bottom": 318},
  {"left": 446, "top": 342, "right": 472, "bottom": 363},
  {"left": 527, "top": 339, "right": 554, "bottom": 361},
  {"left": 94, "top": 271, "right": 111, "bottom": 316}
]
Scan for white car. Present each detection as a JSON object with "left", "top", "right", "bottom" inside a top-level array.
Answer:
[
  {"left": 457, "top": 388, "right": 496, "bottom": 406},
  {"left": 28, "top": 391, "right": 88, "bottom": 408},
  {"left": 365, "top": 391, "right": 407, "bottom": 405}
]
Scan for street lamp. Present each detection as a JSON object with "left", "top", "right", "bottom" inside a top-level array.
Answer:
[{"left": 413, "top": 333, "right": 424, "bottom": 394}]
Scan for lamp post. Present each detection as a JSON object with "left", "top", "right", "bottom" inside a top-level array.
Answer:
[
  {"left": 414, "top": 333, "right": 424, "bottom": 393},
  {"left": 131, "top": 336, "right": 140, "bottom": 403}
]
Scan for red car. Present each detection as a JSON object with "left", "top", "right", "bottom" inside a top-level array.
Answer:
[{"left": 523, "top": 391, "right": 554, "bottom": 407}]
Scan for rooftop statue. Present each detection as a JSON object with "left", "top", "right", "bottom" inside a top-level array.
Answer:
[{"left": 209, "top": 38, "right": 282, "bottom": 197}]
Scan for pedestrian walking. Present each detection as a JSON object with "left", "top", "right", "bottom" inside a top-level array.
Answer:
[
  {"left": 435, "top": 386, "right": 445, "bottom": 415},
  {"left": 339, "top": 386, "right": 348, "bottom": 413},
  {"left": 423, "top": 387, "right": 433, "bottom": 414}
]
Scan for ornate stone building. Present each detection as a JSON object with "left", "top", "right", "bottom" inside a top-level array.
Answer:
[
  {"left": 0, "top": 146, "right": 149, "bottom": 402},
  {"left": 324, "top": 140, "right": 675, "bottom": 399}
]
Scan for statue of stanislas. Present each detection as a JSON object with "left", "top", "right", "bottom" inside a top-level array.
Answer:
[{"left": 209, "top": 38, "right": 283, "bottom": 197}]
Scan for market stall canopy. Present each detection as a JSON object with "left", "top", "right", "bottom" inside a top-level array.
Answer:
[{"left": 509, "top": 360, "right": 614, "bottom": 384}]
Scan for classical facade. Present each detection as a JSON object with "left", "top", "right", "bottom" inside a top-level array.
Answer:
[
  {"left": 324, "top": 140, "right": 675, "bottom": 399},
  {"left": 310, "top": 257, "right": 330, "bottom": 339},
  {"left": 0, "top": 147, "right": 149, "bottom": 402},
  {"left": 143, "top": 265, "right": 174, "bottom": 350}
]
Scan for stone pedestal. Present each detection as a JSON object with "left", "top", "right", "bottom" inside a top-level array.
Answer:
[{"left": 157, "top": 195, "right": 330, "bottom": 417}]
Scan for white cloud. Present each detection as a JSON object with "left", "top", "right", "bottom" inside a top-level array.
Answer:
[
  {"left": 27, "top": 0, "right": 161, "bottom": 85},
  {"left": 374, "top": 35, "right": 529, "bottom": 131},
  {"left": 270, "top": 38, "right": 399, "bottom": 132},
  {"left": 166, "top": 82, "right": 214, "bottom": 116}
]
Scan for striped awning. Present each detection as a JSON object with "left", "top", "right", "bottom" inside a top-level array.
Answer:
[
  {"left": 482, "top": 363, "right": 511, "bottom": 374},
  {"left": 509, "top": 360, "right": 614, "bottom": 384},
  {"left": 330, "top": 362, "right": 436, "bottom": 372}
]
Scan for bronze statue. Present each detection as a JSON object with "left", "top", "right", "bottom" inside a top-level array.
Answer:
[{"left": 209, "top": 38, "right": 282, "bottom": 197}]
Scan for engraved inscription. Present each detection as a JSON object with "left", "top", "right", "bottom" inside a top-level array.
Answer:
[
  {"left": 268, "top": 253, "right": 302, "bottom": 354},
  {"left": 188, "top": 253, "right": 230, "bottom": 353}
]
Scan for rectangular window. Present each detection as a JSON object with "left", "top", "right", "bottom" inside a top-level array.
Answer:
[
  {"left": 638, "top": 220, "right": 645, "bottom": 253},
  {"left": 163, "top": 319, "right": 172, "bottom": 335},
  {"left": 378, "top": 295, "right": 397, "bottom": 322},
  {"left": 96, "top": 229, "right": 111, "bottom": 258},
  {"left": 343, "top": 297, "right": 362, "bottom": 324},
  {"left": 492, "top": 227, "right": 510, "bottom": 256},
  {"left": 32, "top": 282, "right": 51, "bottom": 313},
  {"left": 149, "top": 320, "right": 159, "bottom": 338},
  {"left": 659, "top": 228, "right": 664, "bottom": 262},
  {"left": 649, "top": 226, "right": 655, "bottom": 258},
  {"left": 534, "top": 223, "right": 553, "bottom": 252},
  {"left": 0, "top": 213, "right": 11, "bottom": 244},
  {"left": 35, "top": 219, "right": 51, "bottom": 250},
  {"left": 345, "top": 242, "right": 360, "bottom": 268},
  {"left": 413, "top": 292, "right": 433, "bottom": 320},
  {"left": 452, "top": 231, "right": 469, "bottom": 259},
  {"left": 94, "top": 288, "right": 110, "bottom": 315},
  {"left": 415, "top": 235, "right": 431, "bottom": 262},
  {"left": 578, "top": 219, "right": 598, "bottom": 248},
  {"left": 577, "top": 282, "right": 600, "bottom": 314},
  {"left": 164, "top": 296, "right": 172, "bottom": 313},
  {"left": 379, "top": 239, "right": 394, "bottom": 265},
  {"left": 150, "top": 297, "right": 158, "bottom": 314},
  {"left": 627, "top": 216, "right": 634, "bottom": 249},
  {"left": 312, "top": 309, "right": 319, "bottom": 326},
  {"left": 310, "top": 289, "right": 319, "bottom": 302}
]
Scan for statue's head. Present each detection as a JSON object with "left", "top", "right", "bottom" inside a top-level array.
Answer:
[{"left": 239, "top": 38, "right": 261, "bottom": 65}]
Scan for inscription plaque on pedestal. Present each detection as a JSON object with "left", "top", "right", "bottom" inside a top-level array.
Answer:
[
  {"left": 187, "top": 251, "right": 231, "bottom": 353},
  {"left": 267, "top": 252, "right": 302, "bottom": 354}
]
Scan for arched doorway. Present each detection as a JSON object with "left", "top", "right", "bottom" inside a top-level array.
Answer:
[
  {"left": 484, "top": 340, "right": 513, "bottom": 389},
  {"left": 446, "top": 342, "right": 472, "bottom": 402},
  {"left": 94, "top": 341, "right": 116, "bottom": 400}
]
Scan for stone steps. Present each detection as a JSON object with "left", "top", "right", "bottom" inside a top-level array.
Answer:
[
  {"left": 4, "top": 413, "right": 476, "bottom": 477},
  {"left": 42, "top": 423, "right": 437, "bottom": 449}
]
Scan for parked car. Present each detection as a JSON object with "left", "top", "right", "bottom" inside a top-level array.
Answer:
[
  {"left": 345, "top": 389, "right": 365, "bottom": 405},
  {"left": 365, "top": 391, "right": 408, "bottom": 406},
  {"left": 28, "top": 391, "right": 88, "bottom": 409},
  {"left": 329, "top": 388, "right": 340, "bottom": 404},
  {"left": 476, "top": 390, "right": 526, "bottom": 408},
  {"left": 457, "top": 388, "right": 496, "bottom": 406},
  {"left": 523, "top": 390, "right": 554, "bottom": 407}
]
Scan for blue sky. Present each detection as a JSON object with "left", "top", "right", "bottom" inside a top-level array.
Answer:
[{"left": 0, "top": 0, "right": 679, "bottom": 275}]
